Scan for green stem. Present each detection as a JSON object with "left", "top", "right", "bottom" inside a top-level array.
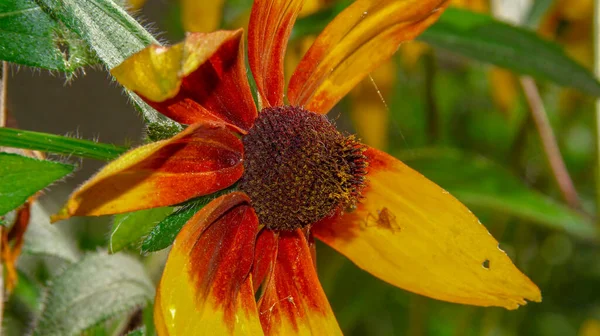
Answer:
[{"left": 0, "top": 128, "right": 127, "bottom": 161}]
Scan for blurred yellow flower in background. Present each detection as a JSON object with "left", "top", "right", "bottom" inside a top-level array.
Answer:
[
  {"left": 181, "top": 0, "right": 225, "bottom": 32},
  {"left": 540, "top": 0, "right": 593, "bottom": 109},
  {"left": 126, "top": 0, "right": 225, "bottom": 32}
]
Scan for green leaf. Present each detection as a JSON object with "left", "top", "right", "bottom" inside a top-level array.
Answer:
[
  {"left": 140, "top": 200, "right": 211, "bottom": 254},
  {"left": 524, "top": 0, "right": 555, "bottom": 28},
  {"left": 0, "top": 153, "right": 74, "bottom": 217},
  {"left": 398, "top": 148, "right": 597, "bottom": 241},
  {"left": 33, "top": 0, "right": 156, "bottom": 68},
  {"left": 0, "top": 127, "right": 127, "bottom": 160},
  {"left": 418, "top": 8, "right": 600, "bottom": 97},
  {"left": 0, "top": 0, "right": 97, "bottom": 72},
  {"left": 34, "top": 0, "right": 167, "bottom": 123},
  {"left": 109, "top": 207, "right": 173, "bottom": 254},
  {"left": 141, "top": 186, "right": 237, "bottom": 254},
  {"left": 32, "top": 253, "right": 154, "bottom": 336},
  {"left": 126, "top": 328, "right": 145, "bottom": 336},
  {"left": 23, "top": 202, "right": 80, "bottom": 263}
]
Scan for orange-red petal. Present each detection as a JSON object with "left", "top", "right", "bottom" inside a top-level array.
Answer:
[
  {"left": 252, "top": 229, "right": 278, "bottom": 293},
  {"left": 155, "top": 192, "right": 264, "bottom": 335},
  {"left": 248, "top": 0, "right": 305, "bottom": 107},
  {"left": 313, "top": 147, "right": 542, "bottom": 309},
  {"left": 288, "top": 0, "right": 449, "bottom": 114},
  {"left": 2, "top": 200, "right": 31, "bottom": 292},
  {"left": 52, "top": 121, "right": 243, "bottom": 221},
  {"left": 258, "top": 230, "right": 342, "bottom": 335},
  {"left": 111, "top": 30, "right": 257, "bottom": 132}
]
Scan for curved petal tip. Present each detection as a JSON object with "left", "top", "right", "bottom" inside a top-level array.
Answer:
[{"left": 314, "top": 147, "right": 541, "bottom": 310}]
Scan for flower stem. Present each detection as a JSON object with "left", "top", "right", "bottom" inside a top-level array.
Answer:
[{"left": 520, "top": 76, "right": 580, "bottom": 209}]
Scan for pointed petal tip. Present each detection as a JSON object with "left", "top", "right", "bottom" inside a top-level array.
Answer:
[
  {"left": 314, "top": 146, "right": 542, "bottom": 311},
  {"left": 54, "top": 122, "right": 243, "bottom": 219},
  {"left": 503, "top": 274, "right": 542, "bottom": 310}
]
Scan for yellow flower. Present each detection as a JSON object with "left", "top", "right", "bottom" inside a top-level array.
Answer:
[{"left": 55, "top": 0, "right": 540, "bottom": 334}]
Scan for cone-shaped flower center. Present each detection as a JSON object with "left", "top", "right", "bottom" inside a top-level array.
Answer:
[{"left": 240, "top": 106, "right": 367, "bottom": 231}]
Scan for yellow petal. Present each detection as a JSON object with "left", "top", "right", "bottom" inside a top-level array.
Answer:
[
  {"left": 52, "top": 121, "right": 243, "bottom": 221},
  {"left": 313, "top": 147, "right": 541, "bottom": 309},
  {"left": 156, "top": 192, "right": 264, "bottom": 335},
  {"left": 181, "top": 0, "right": 225, "bottom": 33},
  {"left": 111, "top": 30, "right": 257, "bottom": 131},
  {"left": 258, "top": 230, "right": 342, "bottom": 335},
  {"left": 288, "top": 0, "right": 449, "bottom": 114}
]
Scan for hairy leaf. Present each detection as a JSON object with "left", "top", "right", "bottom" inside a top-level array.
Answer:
[
  {"left": 23, "top": 202, "right": 79, "bottom": 263},
  {"left": 32, "top": 253, "right": 154, "bottom": 336},
  {"left": 0, "top": 153, "right": 73, "bottom": 217},
  {"left": 110, "top": 207, "right": 173, "bottom": 253},
  {"left": 399, "top": 148, "right": 596, "bottom": 240},
  {"left": 34, "top": 0, "right": 167, "bottom": 123},
  {"left": 0, "top": 128, "right": 127, "bottom": 161},
  {"left": 0, "top": 0, "right": 97, "bottom": 72}
]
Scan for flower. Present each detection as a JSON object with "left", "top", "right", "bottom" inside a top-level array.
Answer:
[{"left": 54, "top": 0, "right": 541, "bottom": 334}]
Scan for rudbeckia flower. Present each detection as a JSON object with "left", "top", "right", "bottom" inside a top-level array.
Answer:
[{"left": 54, "top": 0, "right": 541, "bottom": 334}]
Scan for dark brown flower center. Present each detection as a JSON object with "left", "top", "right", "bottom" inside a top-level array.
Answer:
[{"left": 239, "top": 106, "right": 367, "bottom": 231}]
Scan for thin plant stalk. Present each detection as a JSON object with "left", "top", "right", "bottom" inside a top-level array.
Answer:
[{"left": 520, "top": 76, "right": 580, "bottom": 210}]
